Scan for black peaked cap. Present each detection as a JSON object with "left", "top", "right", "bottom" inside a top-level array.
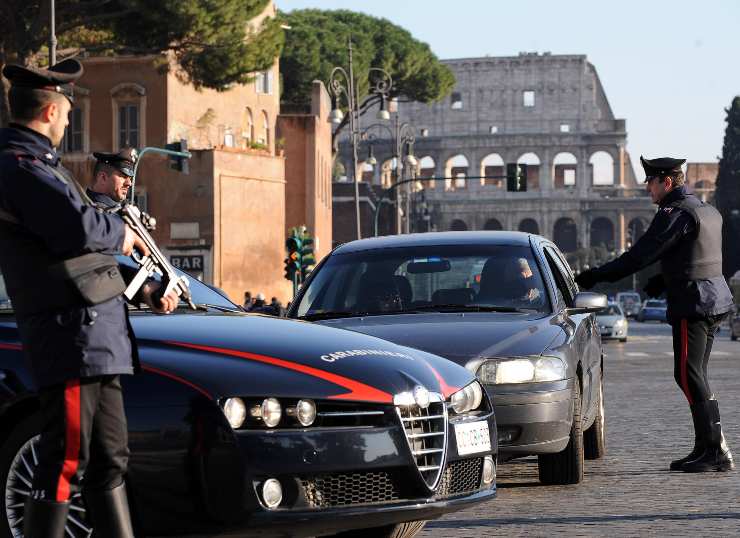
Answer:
[{"left": 640, "top": 156, "right": 686, "bottom": 182}]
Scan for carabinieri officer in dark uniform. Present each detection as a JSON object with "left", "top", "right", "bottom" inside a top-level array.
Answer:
[
  {"left": 0, "top": 60, "right": 178, "bottom": 537},
  {"left": 576, "top": 156, "right": 734, "bottom": 473},
  {"left": 88, "top": 148, "right": 137, "bottom": 211}
]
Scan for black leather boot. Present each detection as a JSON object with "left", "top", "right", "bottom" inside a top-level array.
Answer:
[
  {"left": 84, "top": 481, "right": 136, "bottom": 537},
  {"left": 23, "top": 497, "right": 70, "bottom": 538},
  {"left": 681, "top": 400, "right": 734, "bottom": 473},
  {"left": 670, "top": 404, "right": 706, "bottom": 470}
]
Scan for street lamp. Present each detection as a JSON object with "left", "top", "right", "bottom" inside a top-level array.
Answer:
[{"left": 327, "top": 38, "right": 393, "bottom": 240}]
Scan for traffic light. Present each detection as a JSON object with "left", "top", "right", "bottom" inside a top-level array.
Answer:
[
  {"left": 300, "top": 233, "right": 315, "bottom": 280},
  {"left": 506, "top": 163, "right": 528, "bottom": 192},
  {"left": 284, "top": 233, "right": 302, "bottom": 282},
  {"left": 165, "top": 139, "right": 189, "bottom": 174}
]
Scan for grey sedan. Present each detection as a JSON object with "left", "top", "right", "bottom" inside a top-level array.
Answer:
[{"left": 288, "top": 231, "right": 607, "bottom": 485}]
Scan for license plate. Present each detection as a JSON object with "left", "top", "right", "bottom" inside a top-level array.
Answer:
[{"left": 454, "top": 420, "right": 491, "bottom": 456}]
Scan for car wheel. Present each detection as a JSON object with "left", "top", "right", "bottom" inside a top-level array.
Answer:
[
  {"left": 537, "top": 381, "right": 584, "bottom": 485},
  {"left": 331, "top": 520, "right": 427, "bottom": 538},
  {"left": 732, "top": 332, "right": 737, "bottom": 342},
  {"left": 584, "top": 375, "right": 606, "bottom": 460},
  {"left": 0, "top": 414, "right": 93, "bottom": 538}
]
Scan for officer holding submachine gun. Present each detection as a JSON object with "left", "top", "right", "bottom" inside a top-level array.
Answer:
[{"left": 0, "top": 59, "right": 183, "bottom": 537}]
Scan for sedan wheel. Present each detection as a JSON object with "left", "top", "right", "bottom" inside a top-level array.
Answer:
[
  {"left": 538, "top": 381, "right": 584, "bottom": 485},
  {"left": 584, "top": 375, "right": 607, "bottom": 459},
  {"left": 1, "top": 418, "right": 92, "bottom": 538}
]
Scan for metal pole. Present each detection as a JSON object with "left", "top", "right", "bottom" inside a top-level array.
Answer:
[
  {"left": 395, "top": 116, "right": 402, "bottom": 234},
  {"left": 49, "top": 0, "right": 57, "bottom": 65},
  {"left": 347, "top": 37, "right": 362, "bottom": 240}
]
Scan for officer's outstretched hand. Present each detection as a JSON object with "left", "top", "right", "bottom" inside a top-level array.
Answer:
[
  {"left": 643, "top": 274, "right": 666, "bottom": 298},
  {"left": 141, "top": 282, "right": 179, "bottom": 314},
  {"left": 575, "top": 268, "right": 600, "bottom": 290},
  {"left": 122, "top": 225, "right": 150, "bottom": 257}
]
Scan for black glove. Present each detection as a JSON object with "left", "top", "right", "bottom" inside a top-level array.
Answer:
[
  {"left": 575, "top": 268, "right": 600, "bottom": 290},
  {"left": 643, "top": 274, "right": 666, "bottom": 298}
]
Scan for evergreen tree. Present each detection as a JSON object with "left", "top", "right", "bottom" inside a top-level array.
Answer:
[
  {"left": 0, "top": 0, "right": 284, "bottom": 126},
  {"left": 715, "top": 96, "right": 740, "bottom": 277}
]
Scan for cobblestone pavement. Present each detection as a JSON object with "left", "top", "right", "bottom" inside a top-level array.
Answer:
[{"left": 422, "top": 321, "right": 740, "bottom": 537}]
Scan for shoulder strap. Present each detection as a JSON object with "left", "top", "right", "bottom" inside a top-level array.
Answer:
[{"left": 42, "top": 162, "right": 96, "bottom": 206}]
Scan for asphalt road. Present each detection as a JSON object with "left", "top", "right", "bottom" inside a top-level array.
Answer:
[{"left": 422, "top": 320, "right": 740, "bottom": 537}]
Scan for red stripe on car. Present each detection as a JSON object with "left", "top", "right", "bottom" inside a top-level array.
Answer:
[
  {"left": 680, "top": 319, "right": 693, "bottom": 404},
  {"left": 0, "top": 342, "right": 22, "bottom": 351},
  {"left": 56, "top": 379, "right": 81, "bottom": 502},
  {"left": 166, "top": 341, "right": 393, "bottom": 403},
  {"left": 142, "top": 364, "right": 213, "bottom": 399},
  {"left": 424, "top": 362, "right": 460, "bottom": 398}
]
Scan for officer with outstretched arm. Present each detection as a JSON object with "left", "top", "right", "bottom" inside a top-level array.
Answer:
[
  {"left": 0, "top": 60, "right": 178, "bottom": 537},
  {"left": 576, "top": 156, "right": 734, "bottom": 473}
]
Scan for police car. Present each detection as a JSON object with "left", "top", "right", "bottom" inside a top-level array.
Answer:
[{"left": 0, "top": 261, "right": 496, "bottom": 538}]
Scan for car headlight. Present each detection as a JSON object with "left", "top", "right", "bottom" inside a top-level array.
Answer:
[
  {"left": 295, "top": 399, "right": 317, "bottom": 426},
  {"left": 223, "top": 397, "right": 247, "bottom": 429},
  {"left": 250, "top": 398, "right": 283, "bottom": 427},
  {"left": 450, "top": 381, "right": 484, "bottom": 414},
  {"left": 614, "top": 319, "right": 626, "bottom": 327},
  {"left": 476, "top": 356, "right": 566, "bottom": 384}
]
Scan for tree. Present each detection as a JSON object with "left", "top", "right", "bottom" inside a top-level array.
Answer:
[
  {"left": 280, "top": 9, "right": 454, "bottom": 116},
  {"left": 715, "top": 96, "right": 740, "bottom": 278},
  {"left": 0, "top": 0, "right": 284, "bottom": 126}
]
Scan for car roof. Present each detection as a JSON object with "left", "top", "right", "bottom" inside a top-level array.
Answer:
[{"left": 333, "top": 231, "right": 535, "bottom": 254}]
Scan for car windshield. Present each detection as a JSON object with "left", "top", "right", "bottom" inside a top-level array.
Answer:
[
  {"left": 599, "top": 305, "right": 623, "bottom": 316},
  {"left": 645, "top": 300, "right": 666, "bottom": 308},
  {"left": 296, "top": 244, "right": 550, "bottom": 318},
  {"left": 0, "top": 257, "right": 240, "bottom": 314},
  {"left": 618, "top": 293, "right": 640, "bottom": 304}
]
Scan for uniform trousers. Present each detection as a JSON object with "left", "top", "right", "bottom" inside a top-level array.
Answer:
[
  {"left": 32, "top": 375, "right": 129, "bottom": 502},
  {"left": 671, "top": 314, "right": 727, "bottom": 404}
]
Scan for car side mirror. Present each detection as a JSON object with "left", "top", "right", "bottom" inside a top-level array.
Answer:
[{"left": 567, "top": 292, "right": 608, "bottom": 315}]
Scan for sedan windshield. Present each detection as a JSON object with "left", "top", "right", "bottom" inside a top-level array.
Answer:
[{"left": 296, "top": 244, "right": 550, "bottom": 318}]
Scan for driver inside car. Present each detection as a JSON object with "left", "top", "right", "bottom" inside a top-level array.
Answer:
[{"left": 478, "top": 256, "right": 542, "bottom": 308}]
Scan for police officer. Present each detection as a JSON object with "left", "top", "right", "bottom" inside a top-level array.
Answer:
[
  {"left": 576, "top": 156, "right": 735, "bottom": 473},
  {"left": 88, "top": 147, "right": 137, "bottom": 211},
  {"left": 0, "top": 60, "right": 178, "bottom": 537}
]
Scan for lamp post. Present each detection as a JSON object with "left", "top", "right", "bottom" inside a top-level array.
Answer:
[{"left": 327, "top": 38, "right": 392, "bottom": 240}]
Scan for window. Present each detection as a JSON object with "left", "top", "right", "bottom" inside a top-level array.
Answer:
[
  {"left": 450, "top": 92, "right": 463, "bottom": 110},
  {"left": 224, "top": 127, "right": 235, "bottom": 148},
  {"left": 544, "top": 248, "right": 571, "bottom": 306},
  {"left": 564, "top": 169, "right": 576, "bottom": 186},
  {"left": 259, "top": 111, "right": 270, "bottom": 147},
  {"left": 60, "top": 107, "right": 84, "bottom": 153},
  {"left": 118, "top": 104, "right": 139, "bottom": 148},
  {"left": 255, "top": 70, "right": 273, "bottom": 94},
  {"left": 523, "top": 90, "right": 535, "bottom": 107},
  {"left": 489, "top": 125, "right": 498, "bottom": 134},
  {"left": 560, "top": 124, "right": 570, "bottom": 133}
]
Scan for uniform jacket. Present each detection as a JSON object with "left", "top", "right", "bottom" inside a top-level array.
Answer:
[
  {"left": 593, "top": 186, "right": 734, "bottom": 322},
  {"left": 0, "top": 125, "right": 135, "bottom": 388}
]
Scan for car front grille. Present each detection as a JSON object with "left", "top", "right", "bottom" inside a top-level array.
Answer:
[
  {"left": 396, "top": 396, "right": 448, "bottom": 490},
  {"left": 301, "top": 470, "right": 401, "bottom": 508},
  {"left": 436, "top": 458, "right": 483, "bottom": 498}
]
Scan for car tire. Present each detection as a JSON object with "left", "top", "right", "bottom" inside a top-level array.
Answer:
[
  {"left": 537, "top": 381, "right": 584, "bottom": 485},
  {"left": 731, "top": 333, "right": 737, "bottom": 342},
  {"left": 0, "top": 413, "right": 93, "bottom": 538},
  {"left": 584, "top": 375, "right": 606, "bottom": 460},
  {"left": 332, "top": 520, "right": 427, "bottom": 538}
]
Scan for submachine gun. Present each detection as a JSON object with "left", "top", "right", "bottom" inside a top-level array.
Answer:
[
  {"left": 122, "top": 143, "right": 196, "bottom": 310},
  {"left": 119, "top": 202, "right": 196, "bottom": 310}
]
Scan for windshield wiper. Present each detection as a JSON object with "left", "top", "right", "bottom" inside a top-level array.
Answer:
[
  {"left": 402, "top": 304, "right": 533, "bottom": 313},
  {"left": 301, "top": 311, "right": 372, "bottom": 321}
]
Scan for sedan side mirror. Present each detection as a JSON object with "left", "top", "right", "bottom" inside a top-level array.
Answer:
[{"left": 567, "top": 292, "right": 608, "bottom": 315}]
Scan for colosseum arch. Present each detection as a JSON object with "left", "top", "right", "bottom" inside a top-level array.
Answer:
[
  {"left": 445, "top": 154, "right": 469, "bottom": 190},
  {"left": 419, "top": 156, "right": 436, "bottom": 189},
  {"left": 554, "top": 217, "right": 578, "bottom": 253},
  {"left": 590, "top": 217, "right": 615, "bottom": 251},
  {"left": 450, "top": 219, "right": 468, "bottom": 231},
  {"left": 480, "top": 153, "right": 505, "bottom": 188},
  {"left": 552, "top": 152, "right": 578, "bottom": 188},
  {"left": 519, "top": 218, "right": 539, "bottom": 234},
  {"left": 484, "top": 218, "right": 503, "bottom": 230},
  {"left": 517, "top": 152, "right": 541, "bottom": 190},
  {"left": 589, "top": 151, "right": 615, "bottom": 186}
]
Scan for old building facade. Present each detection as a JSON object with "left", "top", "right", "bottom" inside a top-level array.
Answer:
[{"left": 337, "top": 53, "right": 659, "bottom": 258}]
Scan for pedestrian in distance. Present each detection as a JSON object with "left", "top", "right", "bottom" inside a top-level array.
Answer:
[
  {"left": 88, "top": 147, "right": 138, "bottom": 211},
  {"left": 243, "top": 290, "right": 254, "bottom": 310},
  {"left": 0, "top": 59, "right": 179, "bottom": 537},
  {"left": 576, "top": 156, "right": 734, "bottom": 473}
]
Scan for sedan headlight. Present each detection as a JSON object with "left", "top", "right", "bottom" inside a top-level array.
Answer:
[
  {"left": 450, "top": 381, "right": 484, "bottom": 414},
  {"left": 223, "top": 397, "right": 247, "bottom": 429},
  {"left": 477, "top": 356, "right": 566, "bottom": 384},
  {"left": 614, "top": 319, "right": 626, "bottom": 327}
]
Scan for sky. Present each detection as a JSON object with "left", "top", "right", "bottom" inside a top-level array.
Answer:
[{"left": 282, "top": 0, "right": 740, "bottom": 164}]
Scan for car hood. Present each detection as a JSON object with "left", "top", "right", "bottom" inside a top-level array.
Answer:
[
  {"left": 314, "top": 312, "right": 564, "bottom": 368},
  {"left": 130, "top": 312, "right": 473, "bottom": 403},
  {"left": 596, "top": 315, "right": 622, "bottom": 325}
]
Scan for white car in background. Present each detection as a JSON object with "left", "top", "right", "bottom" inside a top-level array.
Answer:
[
  {"left": 596, "top": 303, "right": 628, "bottom": 342},
  {"left": 615, "top": 291, "right": 641, "bottom": 319}
]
